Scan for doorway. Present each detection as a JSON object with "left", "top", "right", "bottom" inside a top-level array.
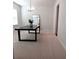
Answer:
[{"left": 55, "top": 4, "right": 59, "bottom": 36}]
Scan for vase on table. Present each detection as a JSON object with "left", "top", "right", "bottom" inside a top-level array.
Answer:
[{"left": 28, "top": 19, "right": 33, "bottom": 27}]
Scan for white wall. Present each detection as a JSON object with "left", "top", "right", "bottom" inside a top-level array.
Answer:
[
  {"left": 53, "top": 0, "right": 66, "bottom": 48},
  {"left": 58, "top": 0, "right": 66, "bottom": 48}
]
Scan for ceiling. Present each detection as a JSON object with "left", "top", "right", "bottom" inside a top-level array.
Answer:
[
  {"left": 13, "top": 0, "right": 56, "bottom": 7},
  {"left": 31, "top": 0, "right": 56, "bottom": 7}
]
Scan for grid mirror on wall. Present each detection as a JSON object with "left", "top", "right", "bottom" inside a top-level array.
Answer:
[{"left": 29, "top": 14, "right": 40, "bottom": 34}]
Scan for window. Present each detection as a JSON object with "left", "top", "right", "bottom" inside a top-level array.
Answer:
[
  {"left": 13, "top": 8, "right": 18, "bottom": 25},
  {"left": 32, "top": 15, "right": 40, "bottom": 25}
]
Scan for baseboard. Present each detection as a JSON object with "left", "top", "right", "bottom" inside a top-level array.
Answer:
[{"left": 58, "top": 38, "right": 66, "bottom": 50}]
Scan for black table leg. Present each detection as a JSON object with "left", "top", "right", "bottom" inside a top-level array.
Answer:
[
  {"left": 35, "top": 29, "right": 37, "bottom": 41},
  {"left": 28, "top": 30, "right": 30, "bottom": 33},
  {"left": 18, "top": 30, "right": 21, "bottom": 41}
]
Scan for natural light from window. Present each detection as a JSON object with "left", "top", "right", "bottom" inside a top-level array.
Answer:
[{"left": 13, "top": 8, "right": 18, "bottom": 25}]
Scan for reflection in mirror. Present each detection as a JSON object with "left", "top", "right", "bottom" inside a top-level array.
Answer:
[
  {"left": 29, "top": 14, "right": 40, "bottom": 34},
  {"left": 32, "top": 14, "right": 40, "bottom": 26}
]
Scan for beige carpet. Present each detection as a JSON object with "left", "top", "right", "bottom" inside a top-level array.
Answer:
[{"left": 13, "top": 31, "right": 66, "bottom": 59}]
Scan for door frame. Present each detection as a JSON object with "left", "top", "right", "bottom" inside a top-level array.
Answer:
[{"left": 55, "top": 4, "right": 59, "bottom": 36}]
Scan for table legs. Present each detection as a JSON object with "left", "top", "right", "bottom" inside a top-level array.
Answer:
[
  {"left": 18, "top": 30, "right": 21, "bottom": 41},
  {"left": 17, "top": 29, "right": 37, "bottom": 41},
  {"left": 35, "top": 29, "right": 37, "bottom": 41}
]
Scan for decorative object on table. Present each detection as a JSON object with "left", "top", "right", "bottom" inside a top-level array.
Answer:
[
  {"left": 28, "top": 14, "right": 40, "bottom": 34},
  {"left": 28, "top": 19, "right": 33, "bottom": 27}
]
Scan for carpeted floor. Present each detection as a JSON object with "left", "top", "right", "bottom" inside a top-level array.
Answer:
[{"left": 13, "top": 30, "right": 66, "bottom": 59}]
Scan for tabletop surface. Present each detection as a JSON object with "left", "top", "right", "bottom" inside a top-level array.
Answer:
[{"left": 15, "top": 25, "right": 39, "bottom": 30}]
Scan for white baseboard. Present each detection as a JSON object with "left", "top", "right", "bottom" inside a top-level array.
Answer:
[{"left": 58, "top": 38, "right": 66, "bottom": 50}]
